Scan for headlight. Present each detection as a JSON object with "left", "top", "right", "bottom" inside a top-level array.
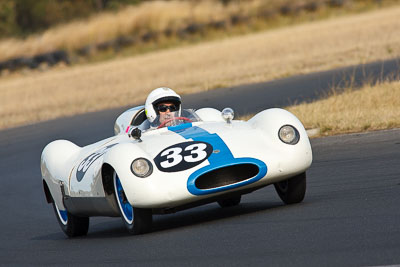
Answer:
[
  {"left": 278, "top": 125, "right": 300, "bottom": 145},
  {"left": 131, "top": 158, "right": 153, "bottom": 178}
]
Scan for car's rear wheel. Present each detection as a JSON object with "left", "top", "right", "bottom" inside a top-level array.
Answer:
[
  {"left": 113, "top": 173, "right": 152, "bottom": 234},
  {"left": 52, "top": 201, "right": 89, "bottom": 238},
  {"left": 217, "top": 196, "right": 241, "bottom": 208},
  {"left": 274, "top": 172, "right": 306, "bottom": 204}
]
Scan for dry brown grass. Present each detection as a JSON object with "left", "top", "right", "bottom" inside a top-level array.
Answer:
[
  {"left": 285, "top": 80, "right": 400, "bottom": 136},
  {"left": 0, "top": 6, "right": 400, "bottom": 130},
  {"left": 1, "top": 0, "right": 394, "bottom": 62},
  {"left": 0, "top": 0, "right": 287, "bottom": 61}
]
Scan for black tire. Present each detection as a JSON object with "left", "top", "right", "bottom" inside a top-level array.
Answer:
[
  {"left": 52, "top": 201, "right": 89, "bottom": 238},
  {"left": 217, "top": 195, "right": 241, "bottom": 208},
  {"left": 274, "top": 172, "right": 306, "bottom": 204},
  {"left": 114, "top": 173, "right": 152, "bottom": 234},
  {"left": 133, "top": 208, "right": 153, "bottom": 234}
]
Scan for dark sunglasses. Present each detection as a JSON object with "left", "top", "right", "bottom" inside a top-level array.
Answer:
[{"left": 157, "top": 104, "right": 178, "bottom": 112}]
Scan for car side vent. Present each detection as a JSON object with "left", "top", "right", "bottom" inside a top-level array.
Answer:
[{"left": 195, "top": 164, "right": 259, "bottom": 190}]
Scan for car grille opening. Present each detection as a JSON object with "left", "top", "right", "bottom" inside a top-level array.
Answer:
[{"left": 195, "top": 164, "right": 259, "bottom": 190}]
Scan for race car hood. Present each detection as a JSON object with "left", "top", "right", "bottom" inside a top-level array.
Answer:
[
  {"left": 132, "top": 121, "right": 297, "bottom": 197},
  {"left": 138, "top": 121, "right": 265, "bottom": 159}
]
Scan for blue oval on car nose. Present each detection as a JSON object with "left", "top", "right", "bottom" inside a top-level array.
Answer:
[{"left": 168, "top": 125, "right": 267, "bottom": 195}]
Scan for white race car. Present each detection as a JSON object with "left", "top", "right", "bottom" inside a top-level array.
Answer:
[{"left": 41, "top": 106, "right": 312, "bottom": 237}]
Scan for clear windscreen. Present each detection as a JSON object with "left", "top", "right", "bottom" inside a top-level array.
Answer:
[{"left": 150, "top": 109, "right": 201, "bottom": 129}]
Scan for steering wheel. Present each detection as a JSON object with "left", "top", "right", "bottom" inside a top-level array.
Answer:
[{"left": 157, "top": 117, "right": 193, "bottom": 129}]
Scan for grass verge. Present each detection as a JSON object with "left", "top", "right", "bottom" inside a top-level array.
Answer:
[
  {"left": 0, "top": 0, "right": 399, "bottom": 64},
  {"left": 241, "top": 79, "right": 400, "bottom": 137}
]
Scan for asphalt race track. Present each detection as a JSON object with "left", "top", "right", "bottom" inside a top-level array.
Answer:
[
  {"left": 0, "top": 59, "right": 399, "bottom": 266},
  {"left": 182, "top": 57, "right": 400, "bottom": 115}
]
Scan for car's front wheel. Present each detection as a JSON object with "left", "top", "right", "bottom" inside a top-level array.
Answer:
[
  {"left": 52, "top": 201, "right": 89, "bottom": 238},
  {"left": 113, "top": 173, "right": 152, "bottom": 234},
  {"left": 274, "top": 172, "right": 306, "bottom": 204}
]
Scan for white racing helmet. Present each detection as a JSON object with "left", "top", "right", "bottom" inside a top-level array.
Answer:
[{"left": 145, "top": 87, "right": 182, "bottom": 123}]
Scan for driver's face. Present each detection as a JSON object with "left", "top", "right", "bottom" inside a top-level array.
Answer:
[{"left": 158, "top": 102, "right": 176, "bottom": 125}]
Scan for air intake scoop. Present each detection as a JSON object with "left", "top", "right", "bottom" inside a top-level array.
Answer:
[
  {"left": 195, "top": 163, "right": 260, "bottom": 189},
  {"left": 187, "top": 158, "right": 267, "bottom": 195}
]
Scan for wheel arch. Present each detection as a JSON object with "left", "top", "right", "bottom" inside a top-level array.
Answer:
[
  {"left": 248, "top": 108, "right": 306, "bottom": 135},
  {"left": 42, "top": 179, "right": 53, "bottom": 204},
  {"left": 101, "top": 163, "right": 116, "bottom": 198}
]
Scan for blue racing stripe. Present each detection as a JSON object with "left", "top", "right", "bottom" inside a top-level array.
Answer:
[
  {"left": 169, "top": 124, "right": 234, "bottom": 164},
  {"left": 168, "top": 124, "right": 267, "bottom": 195}
]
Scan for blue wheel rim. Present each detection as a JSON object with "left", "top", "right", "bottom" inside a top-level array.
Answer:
[
  {"left": 115, "top": 174, "right": 133, "bottom": 224},
  {"left": 55, "top": 203, "right": 68, "bottom": 225}
]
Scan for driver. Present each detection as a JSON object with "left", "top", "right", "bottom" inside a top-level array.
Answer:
[{"left": 145, "top": 87, "right": 182, "bottom": 128}]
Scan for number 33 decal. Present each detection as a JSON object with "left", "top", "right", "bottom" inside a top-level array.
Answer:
[{"left": 154, "top": 141, "right": 213, "bottom": 172}]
